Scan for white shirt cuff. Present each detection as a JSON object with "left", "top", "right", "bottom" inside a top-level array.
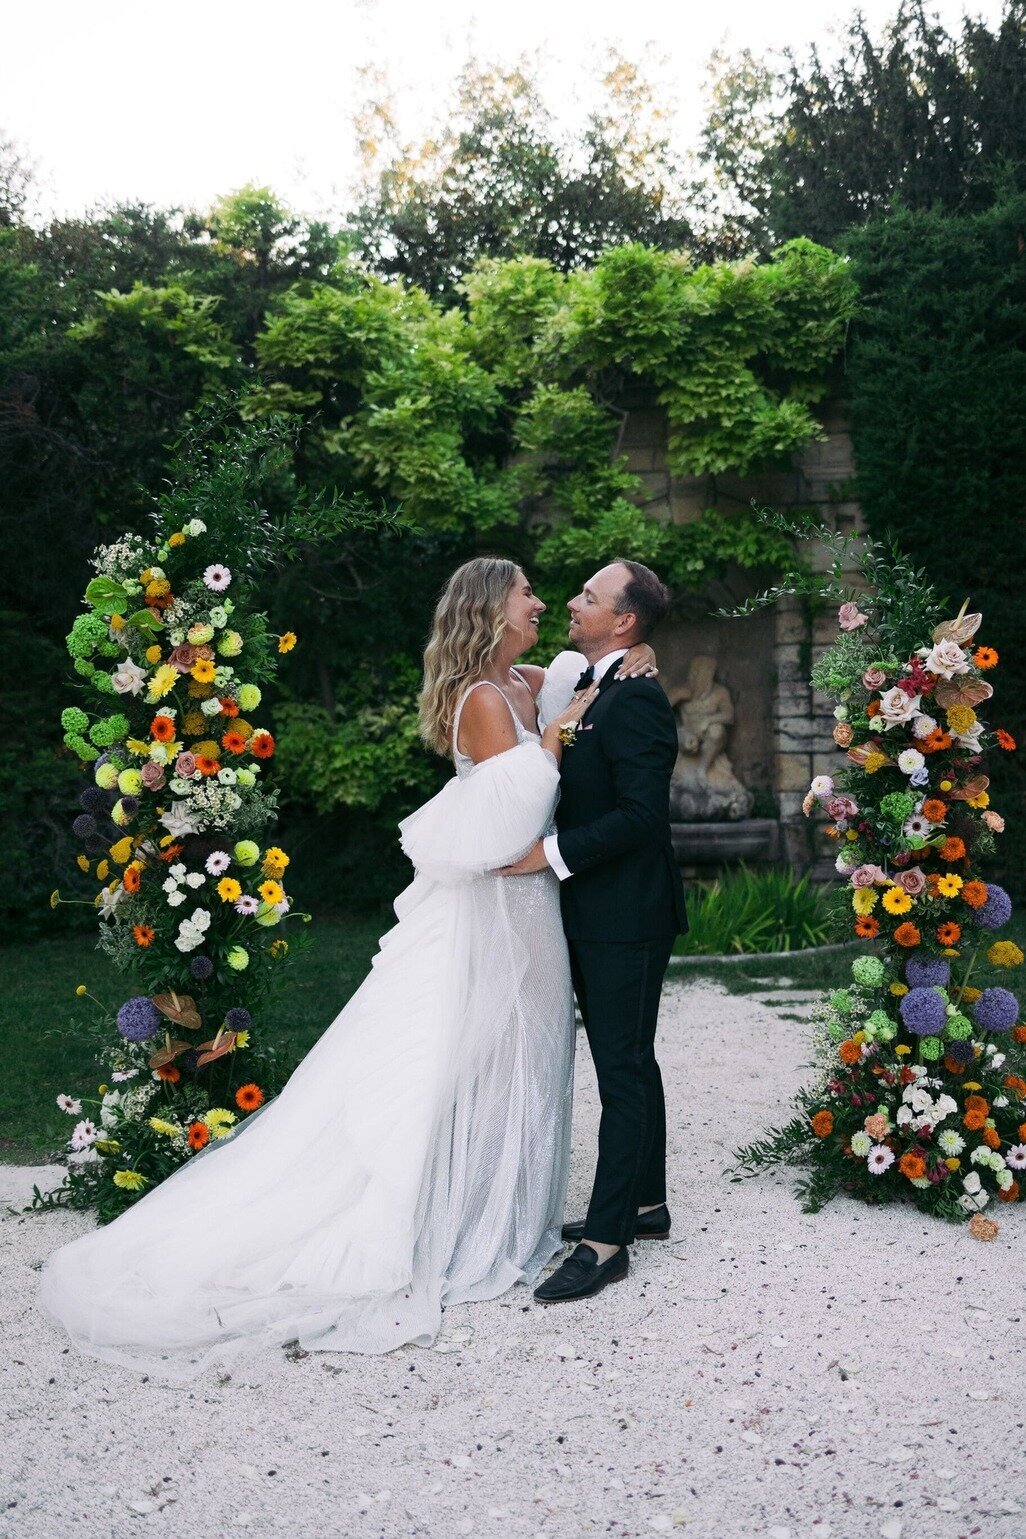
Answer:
[{"left": 543, "top": 833, "right": 571, "bottom": 882}]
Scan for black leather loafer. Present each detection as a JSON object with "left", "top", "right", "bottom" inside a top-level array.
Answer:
[
  {"left": 533, "top": 1243, "right": 628, "bottom": 1303},
  {"left": 560, "top": 1204, "right": 671, "bottom": 1244}
]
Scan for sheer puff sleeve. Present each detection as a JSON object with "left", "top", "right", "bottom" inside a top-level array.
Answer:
[
  {"left": 536, "top": 650, "right": 589, "bottom": 731},
  {"left": 399, "top": 740, "right": 559, "bottom": 883}
]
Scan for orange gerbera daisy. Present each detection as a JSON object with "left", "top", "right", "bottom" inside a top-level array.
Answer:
[
  {"left": 922, "top": 799, "right": 948, "bottom": 823},
  {"left": 155, "top": 1064, "right": 180, "bottom": 1083},
  {"left": 221, "top": 729, "right": 247, "bottom": 755},
  {"left": 962, "top": 881, "right": 988, "bottom": 908},
  {"left": 996, "top": 729, "right": 1017, "bottom": 751},
  {"left": 158, "top": 842, "right": 185, "bottom": 863},
  {"left": 921, "top": 728, "right": 953, "bottom": 753},
  {"left": 235, "top": 1083, "right": 265, "bottom": 1112},
  {"left": 838, "top": 1040, "right": 861, "bottom": 1065},
  {"left": 938, "top": 836, "right": 966, "bottom": 862},
  {"left": 150, "top": 714, "right": 176, "bottom": 742},
  {"left": 187, "top": 1121, "right": 210, "bottom": 1150},
  {"left": 219, "top": 697, "right": 240, "bottom": 717},
  {"left": 195, "top": 754, "right": 221, "bottom": 777},
  {"left": 122, "top": 864, "right": 142, "bottom": 894},
  {"left": 937, "top": 921, "right": 962, "bottom": 945},
  {"left": 855, "top": 915, "right": 880, "bottom": 939},
  {"left": 898, "top": 1151, "right": 926, "bottom": 1180},
  {"left": 893, "top": 922, "right": 921, "bottom": 948},
  {"left": 973, "top": 646, "right": 998, "bottom": 669},
  {"left": 132, "top": 923, "right": 155, "bottom": 947},
  {"left": 250, "top": 731, "right": 275, "bottom": 759},
  {"left": 810, "top": 1109, "right": 834, "bottom": 1138}
]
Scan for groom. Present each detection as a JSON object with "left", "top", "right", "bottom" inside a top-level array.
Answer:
[{"left": 503, "top": 559, "right": 687, "bottom": 1301}]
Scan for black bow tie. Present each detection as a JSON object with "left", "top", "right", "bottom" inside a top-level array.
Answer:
[{"left": 574, "top": 665, "right": 595, "bottom": 690}]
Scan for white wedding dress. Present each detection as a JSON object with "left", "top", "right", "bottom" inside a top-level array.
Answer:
[{"left": 38, "top": 655, "right": 585, "bottom": 1378}]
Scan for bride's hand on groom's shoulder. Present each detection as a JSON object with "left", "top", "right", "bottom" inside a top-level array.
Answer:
[{"left": 615, "top": 643, "right": 658, "bottom": 680}]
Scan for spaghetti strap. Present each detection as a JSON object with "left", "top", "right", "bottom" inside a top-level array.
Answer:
[{"left": 453, "top": 680, "right": 521, "bottom": 759}]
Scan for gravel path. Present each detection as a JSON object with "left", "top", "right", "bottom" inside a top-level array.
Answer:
[{"left": 2, "top": 980, "right": 1023, "bottom": 1539}]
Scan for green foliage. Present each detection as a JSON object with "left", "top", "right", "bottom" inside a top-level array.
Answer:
[
  {"left": 843, "top": 192, "right": 1026, "bottom": 891},
  {"left": 700, "top": 2, "right": 1026, "bottom": 251},
  {"left": 674, "top": 865, "right": 834, "bottom": 955}
]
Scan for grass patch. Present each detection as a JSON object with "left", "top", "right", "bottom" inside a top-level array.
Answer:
[{"left": 0, "top": 909, "right": 387, "bottom": 1163}]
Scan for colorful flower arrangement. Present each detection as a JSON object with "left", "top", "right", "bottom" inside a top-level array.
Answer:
[
  {"left": 38, "top": 416, "right": 324, "bottom": 1223},
  {"left": 731, "top": 520, "right": 1024, "bottom": 1229}
]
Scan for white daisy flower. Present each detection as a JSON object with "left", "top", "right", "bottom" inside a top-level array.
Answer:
[
  {"left": 70, "top": 1118, "right": 99, "bottom": 1151},
  {"left": 1005, "top": 1144, "right": 1026, "bottom": 1171},
  {"left": 205, "top": 851, "right": 232, "bottom": 876},
  {"left": 111, "top": 1069, "right": 139, "bottom": 1083},
  {"left": 203, "top": 563, "right": 232, "bottom": 592},
  {"left": 56, "top": 1094, "right": 81, "bottom": 1115},
  {"left": 867, "top": 1145, "right": 895, "bottom": 1175},
  {"left": 234, "top": 895, "right": 260, "bottom": 916}
]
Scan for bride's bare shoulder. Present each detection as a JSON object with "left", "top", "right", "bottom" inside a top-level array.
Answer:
[{"left": 512, "top": 663, "right": 545, "bottom": 697}]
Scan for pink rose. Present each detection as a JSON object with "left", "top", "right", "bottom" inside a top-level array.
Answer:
[
  {"left": 175, "top": 751, "right": 197, "bottom": 778},
  {"left": 850, "top": 863, "right": 885, "bottom": 888},
  {"left": 839, "top": 601, "right": 869, "bottom": 631},
  {"left": 862, "top": 667, "right": 887, "bottom": 691},
  {"left": 896, "top": 867, "right": 926, "bottom": 896},
  {"left": 140, "top": 761, "right": 166, "bottom": 791},
  {"left": 833, "top": 722, "right": 854, "bottom": 747},
  {"left": 167, "top": 642, "right": 200, "bottom": 673},
  {"left": 983, "top": 810, "right": 1005, "bottom": 833}
]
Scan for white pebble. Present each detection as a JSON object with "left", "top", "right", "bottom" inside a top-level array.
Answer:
[
  {"left": 967, "top": 1389, "right": 989, "bottom": 1400},
  {"left": 649, "top": 1519, "right": 673, "bottom": 1534},
  {"left": 936, "top": 1499, "right": 959, "bottom": 1512},
  {"left": 768, "top": 1528, "right": 792, "bottom": 1539},
  {"left": 127, "top": 1499, "right": 158, "bottom": 1516},
  {"left": 741, "top": 1431, "right": 763, "bottom": 1445},
  {"left": 880, "top": 1522, "right": 903, "bottom": 1539}
]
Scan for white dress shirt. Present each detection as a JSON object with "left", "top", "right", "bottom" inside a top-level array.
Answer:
[{"left": 542, "top": 649, "right": 628, "bottom": 881}]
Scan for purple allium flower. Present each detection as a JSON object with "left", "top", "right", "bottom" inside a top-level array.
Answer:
[
  {"left": 116, "top": 996, "right": 161, "bottom": 1042},
  {"left": 79, "top": 787, "right": 109, "bottom": 814},
  {"left": 946, "top": 1038, "right": 974, "bottom": 1066},
  {"left": 971, "top": 883, "right": 1013, "bottom": 931},
  {"left": 971, "top": 986, "right": 1019, "bottom": 1034},
  {"left": 905, "top": 955, "right": 951, "bottom": 989},
  {"left": 899, "top": 987, "right": 949, "bottom": 1036},
  {"left": 180, "top": 1049, "right": 200, "bottom": 1074},
  {"left": 72, "top": 813, "right": 97, "bottom": 839},
  {"left": 190, "top": 955, "right": 214, "bottom": 980},
  {"left": 85, "top": 835, "right": 109, "bottom": 856},
  {"left": 224, "top": 1007, "right": 252, "bottom": 1031},
  {"left": 120, "top": 795, "right": 140, "bottom": 815}
]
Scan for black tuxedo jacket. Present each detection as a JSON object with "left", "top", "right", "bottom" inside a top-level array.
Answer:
[{"left": 554, "top": 668, "right": 688, "bottom": 943}]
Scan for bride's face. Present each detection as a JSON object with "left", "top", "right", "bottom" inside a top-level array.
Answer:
[{"left": 504, "top": 572, "right": 546, "bottom": 655}]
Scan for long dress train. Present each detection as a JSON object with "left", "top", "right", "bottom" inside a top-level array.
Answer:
[{"left": 37, "top": 662, "right": 582, "bottom": 1378}]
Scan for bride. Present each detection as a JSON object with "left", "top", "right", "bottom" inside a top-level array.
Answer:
[{"left": 38, "top": 556, "right": 648, "bottom": 1377}]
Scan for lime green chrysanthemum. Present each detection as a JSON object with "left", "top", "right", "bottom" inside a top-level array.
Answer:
[
  {"left": 945, "top": 1013, "right": 973, "bottom": 1039},
  {"left": 852, "top": 956, "right": 885, "bottom": 989},
  {"left": 919, "top": 1037, "right": 943, "bottom": 1060},
  {"left": 226, "top": 945, "right": 249, "bottom": 971},
  {"left": 829, "top": 989, "right": 853, "bottom": 1014},
  {"left": 112, "top": 1170, "right": 147, "bottom": 1190},
  {"left": 237, "top": 684, "right": 261, "bottom": 712}
]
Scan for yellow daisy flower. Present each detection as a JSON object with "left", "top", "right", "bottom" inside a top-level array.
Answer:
[
  {"left": 217, "top": 877, "right": 243, "bottom": 903},
  {"left": 112, "top": 1170, "right": 147, "bottom": 1190},
  {"left": 882, "top": 887, "right": 913, "bottom": 914},
  {"left": 937, "top": 874, "right": 964, "bottom": 897},
  {"left": 852, "top": 888, "right": 878, "bottom": 915}
]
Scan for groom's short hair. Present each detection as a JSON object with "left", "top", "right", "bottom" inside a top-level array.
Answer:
[{"left": 611, "top": 559, "right": 670, "bottom": 641}]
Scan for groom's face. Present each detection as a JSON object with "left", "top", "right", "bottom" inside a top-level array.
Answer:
[{"left": 567, "top": 564, "right": 632, "bottom": 658}]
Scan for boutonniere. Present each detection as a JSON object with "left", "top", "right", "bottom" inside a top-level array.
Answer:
[{"left": 557, "top": 722, "right": 579, "bottom": 747}]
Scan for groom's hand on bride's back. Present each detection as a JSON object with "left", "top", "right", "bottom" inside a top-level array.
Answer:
[{"left": 500, "top": 840, "right": 549, "bottom": 875}]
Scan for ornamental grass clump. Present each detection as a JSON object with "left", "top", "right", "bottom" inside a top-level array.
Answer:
[
  {"left": 40, "top": 413, "right": 373, "bottom": 1223},
  {"left": 730, "top": 518, "right": 1024, "bottom": 1225}
]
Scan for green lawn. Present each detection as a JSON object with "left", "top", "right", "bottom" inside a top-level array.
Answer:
[{"left": 0, "top": 911, "right": 387, "bottom": 1163}]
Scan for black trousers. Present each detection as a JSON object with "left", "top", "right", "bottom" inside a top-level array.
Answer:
[{"left": 568, "top": 936, "right": 674, "bottom": 1247}]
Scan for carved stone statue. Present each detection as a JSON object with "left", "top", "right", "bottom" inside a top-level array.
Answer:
[{"left": 667, "top": 655, "right": 754, "bottom": 822}]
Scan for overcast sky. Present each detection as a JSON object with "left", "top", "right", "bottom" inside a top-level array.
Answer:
[{"left": 2, "top": 0, "right": 1005, "bottom": 222}]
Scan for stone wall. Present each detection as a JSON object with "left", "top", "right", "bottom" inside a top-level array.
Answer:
[{"left": 618, "top": 393, "right": 862, "bottom": 875}]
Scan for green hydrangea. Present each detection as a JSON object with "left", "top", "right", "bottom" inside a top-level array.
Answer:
[
  {"left": 852, "top": 956, "right": 885, "bottom": 989},
  {"left": 60, "top": 707, "right": 89, "bottom": 733},
  {"left": 88, "top": 713, "right": 131, "bottom": 748},
  {"left": 96, "top": 639, "right": 120, "bottom": 657},
  {"left": 879, "top": 791, "right": 916, "bottom": 824},
  {"left": 65, "top": 734, "right": 98, "bottom": 761},
  {"left": 92, "top": 671, "right": 115, "bottom": 694},
  {"left": 66, "top": 612, "right": 107, "bottom": 658},
  {"left": 919, "top": 1036, "right": 943, "bottom": 1060},
  {"left": 827, "top": 1020, "right": 846, "bottom": 1041},
  {"left": 829, "top": 989, "right": 853, "bottom": 1014},
  {"left": 945, "top": 1013, "right": 973, "bottom": 1039}
]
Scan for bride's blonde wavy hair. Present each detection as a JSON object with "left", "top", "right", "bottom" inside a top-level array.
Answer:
[{"left": 419, "top": 557, "right": 522, "bottom": 756}]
